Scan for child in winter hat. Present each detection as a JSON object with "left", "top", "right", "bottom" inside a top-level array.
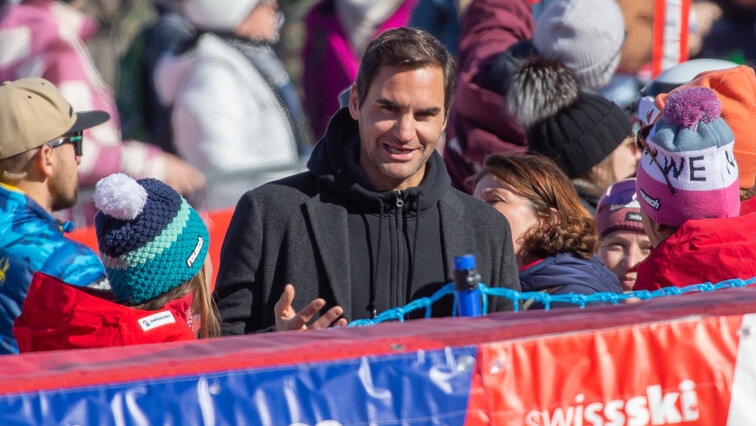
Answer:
[
  {"left": 95, "top": 173, "right": 219, "bottom": 337},
  {"left": 636, "top": 87, "right": 739, "bottom": 231},
  {"left": 596, "top": 179, "right": 651, "bottom": 292},
  {"left": 13, "top": 175, "right": 219, "bottom": 352}
]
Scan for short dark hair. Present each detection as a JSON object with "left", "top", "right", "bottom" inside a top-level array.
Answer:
[
  {"left": 473, "top": 153, "right": 599, "bottom": 260},
  {"left": 354, "top": 27, "right": 456, "bottom": 114}
]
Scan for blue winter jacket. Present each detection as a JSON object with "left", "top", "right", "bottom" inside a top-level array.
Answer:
[
  {"left": 0, "top": 183, "right": 106, "bottom": 354},
  {"left": 519, "top": 253, "right": 622, "bottom": 309}
]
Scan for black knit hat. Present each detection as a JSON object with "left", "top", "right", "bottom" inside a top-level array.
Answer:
[
  {"left": 499, "top": 50, "right": 631, "bottom": 178},
  {"left": 525, "top": 91, "right": 631, "bottom": 178}
]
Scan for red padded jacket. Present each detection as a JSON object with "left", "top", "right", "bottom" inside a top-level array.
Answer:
[
  {"left": 14, "top": 272, "right": 196, "bottom": 353},
  {"left": 634, "top": 213, "right": 756, "bottom": 291}
]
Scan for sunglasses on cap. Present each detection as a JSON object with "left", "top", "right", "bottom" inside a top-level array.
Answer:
[
  {"left": 634, "top": 124, "right": 677, "bottom": 196},
  {"left": 47, "top": 131, "right": 83, "bottom": 156}
]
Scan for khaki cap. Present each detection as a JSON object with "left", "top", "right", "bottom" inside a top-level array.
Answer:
[{"left": 0, "top": 78, "right": 109, "bottom": 160}]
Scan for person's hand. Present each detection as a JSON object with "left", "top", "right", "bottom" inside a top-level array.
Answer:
[
  {"left": 161, "top": 153, "right": 206, "bottom": 197},
  {"left": 274, "top": 284, "right": 347, "bottom": 331}
]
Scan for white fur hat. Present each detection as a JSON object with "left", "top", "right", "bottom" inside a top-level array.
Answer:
[{"left": 182, "top": 0, "right": 260, "bottom": 31}]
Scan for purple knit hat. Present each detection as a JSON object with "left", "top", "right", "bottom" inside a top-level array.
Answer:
[
  {"left": 636, "top": 87, "right": 740, "bottom": 227},
  {"left": 597, "top": 179, "right": 644, "bottom": 238}
]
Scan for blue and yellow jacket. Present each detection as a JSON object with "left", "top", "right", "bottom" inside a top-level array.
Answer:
[{"left": 0, "top": 183, "right": 105, "bottom": 354}]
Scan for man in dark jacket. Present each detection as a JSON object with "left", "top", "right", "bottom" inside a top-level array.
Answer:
[{"left": 214, "top": 27, "right": 520, "bottom": 334}]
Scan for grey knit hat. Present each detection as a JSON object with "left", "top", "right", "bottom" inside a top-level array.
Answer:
[{"left": 533, "top": 0, "right": 625, "bottom": 90}]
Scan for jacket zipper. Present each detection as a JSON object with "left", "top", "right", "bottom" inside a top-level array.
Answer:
[{"left": 393, "top": 190, "right": 405, "bottom": 308}]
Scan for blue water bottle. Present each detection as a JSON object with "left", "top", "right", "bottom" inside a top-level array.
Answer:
[{"left": 453, "top": 254, "right": 482, "bottom": 317}]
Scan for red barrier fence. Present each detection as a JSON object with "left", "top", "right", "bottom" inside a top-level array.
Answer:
[{"left": 2, "top": 285, "right": 756, "bottom": 424}]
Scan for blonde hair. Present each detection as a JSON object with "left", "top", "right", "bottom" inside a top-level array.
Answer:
[{"left": 132, "top": 263, "right": 220, "bottom": 338}]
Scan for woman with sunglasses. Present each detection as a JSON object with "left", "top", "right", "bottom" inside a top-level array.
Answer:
[
  {"left": 596, "top": 179, "right": 651, "bottom": 292},
  {"left": 473, "top": 153, "right": 622, "bottom": 309}
]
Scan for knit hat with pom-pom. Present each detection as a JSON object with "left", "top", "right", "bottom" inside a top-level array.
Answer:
[
  {"left": 94, "top": 173, "right": 209, "bottom": 305},
  {"left": 636, "top": 87, "right": 740, "bottom": 228},
  {"left": 498, "top": 50, "right": 631, "bottom": 178}
]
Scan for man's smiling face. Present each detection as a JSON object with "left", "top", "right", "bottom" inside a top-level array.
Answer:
[{"left": 350, "top": 64, "right": 447, "bottom": 191}]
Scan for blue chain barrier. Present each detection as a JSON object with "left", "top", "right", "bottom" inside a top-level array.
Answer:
[{"left": 347, "top": 276, "right": 756, "bottom": 327}]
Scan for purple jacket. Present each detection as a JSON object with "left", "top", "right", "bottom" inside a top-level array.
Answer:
[
  {"left": 443, "top": 0, "right": 533, "bottom": 191},
  {"left": 302, "top": 0, "right": 417, "bottom": 140}
]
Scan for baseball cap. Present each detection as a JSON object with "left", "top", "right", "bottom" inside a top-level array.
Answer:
[{"left": 0, "top": 78, "right": 109, "bottom": 160}]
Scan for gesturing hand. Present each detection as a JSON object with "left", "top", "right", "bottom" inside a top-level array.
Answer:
[{"left": 274, "top": 284, "right": 348, "bottom": 331}]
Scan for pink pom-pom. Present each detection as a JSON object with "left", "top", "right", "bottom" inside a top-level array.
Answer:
[{"left": 663, "top": 87, "right": 721, "bottom": 129}]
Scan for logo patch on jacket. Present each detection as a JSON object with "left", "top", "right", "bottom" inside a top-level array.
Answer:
[{"left": 138, "top": 311, "right": 176, "bottom": 331}]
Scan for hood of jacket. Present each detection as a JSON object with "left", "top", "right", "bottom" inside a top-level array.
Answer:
[
  {"left": 520, "top": 253, "right": 622, "bottom": 295},
  {"left": 634, "top": 213, "right": 756, "bottom": 291},
  {"left": 14, "top": 272, "right": 196, "bottom": 353},
  {"left": 307, "top": 107, "right": 451, "bottom": 212}
]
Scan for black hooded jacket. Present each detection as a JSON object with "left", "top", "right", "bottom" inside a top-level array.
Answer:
[
  {"left": 214, "top": 108, "right": 520, "bottom": 334},
  {"left": 310, "top": 108, "right": 462, "bottom": 318}
]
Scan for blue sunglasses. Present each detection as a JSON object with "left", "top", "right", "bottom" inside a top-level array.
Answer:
[{"left": 47, "top": 131, "right": 83, "bottom": 156}]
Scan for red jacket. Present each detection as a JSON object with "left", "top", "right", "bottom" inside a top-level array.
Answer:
[
  {"left": 443, "top": 0, "right": 532, "bottom": 191},
  {"left": 741, "top": 196, "right": 756, "bottom": 216},
  {"left": 634, "top": 213, "right": 756, "bottom": 291},
  {"left": 14, "top": 273, "right": 196, "bottom": 353}
]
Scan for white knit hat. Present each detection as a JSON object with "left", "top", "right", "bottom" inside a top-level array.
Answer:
[
  {"left": 182, "top": 0, "right": 260, "bottom": 31},
  {"left": 533, "top": 0, "right": 625, "bottom": 90}
]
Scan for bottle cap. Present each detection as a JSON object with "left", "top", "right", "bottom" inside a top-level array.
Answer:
[{"left": 453, "top": 254, "right": 476, "bottom": 271}]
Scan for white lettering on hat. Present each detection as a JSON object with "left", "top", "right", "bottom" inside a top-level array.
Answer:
[
  {"left": 625, "top": 212, "right": 643, "bottom": 223},
  {"left": 186, "top": 236, "right": 204, "bottom": 268},
  {"left": 640, "top": 189, "right": 660, "bottom": 211},
  {"left": 138, "top": 311, "right": 176, "bottom": 331},
  {"left": 641, "top": 143, "right": 737, "bottom": 191}
]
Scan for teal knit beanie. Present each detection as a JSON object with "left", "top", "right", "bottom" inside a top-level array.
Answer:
[{"left": 94, "top": 173, "right": 209, "bottom": 304}]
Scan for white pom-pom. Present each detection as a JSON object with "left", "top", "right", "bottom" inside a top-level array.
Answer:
[{"left": 94, "top": 173, "right": 148, "bottom": 220}]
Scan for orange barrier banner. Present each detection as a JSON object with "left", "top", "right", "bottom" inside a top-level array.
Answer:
[{"left": 472, "top": 314, "right": 742, "bottom": 425}]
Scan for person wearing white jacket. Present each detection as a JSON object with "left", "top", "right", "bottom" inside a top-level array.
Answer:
[{"left": 154, "top": 0, "right": 305, "bottom": 207}]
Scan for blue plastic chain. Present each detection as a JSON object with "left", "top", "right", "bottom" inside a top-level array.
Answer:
[{"left": 347, "top": 276, "right": 756, "bottom": 327}]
